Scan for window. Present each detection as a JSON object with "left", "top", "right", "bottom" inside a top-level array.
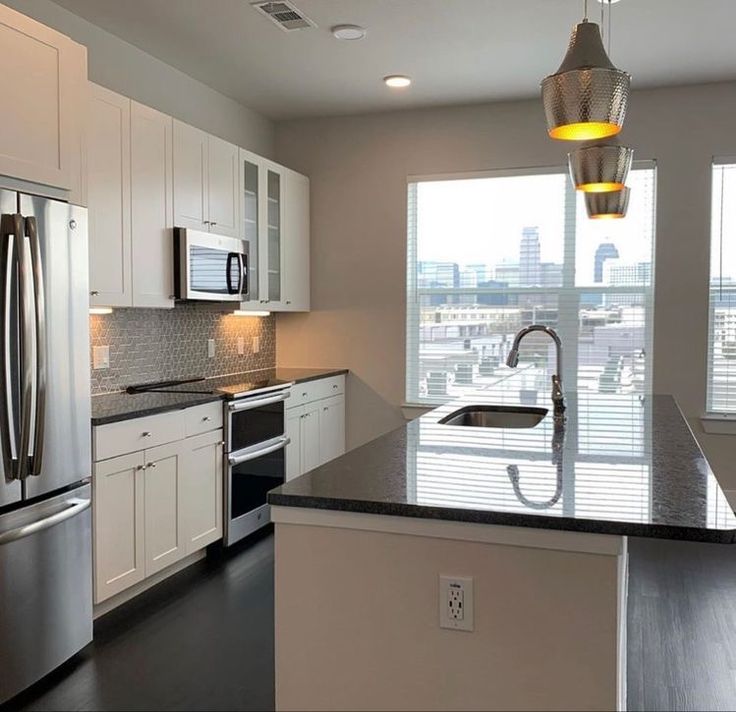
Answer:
[
  {"left": 707, "top": 161, "right": 736, "bottom": 413},
  {"left": 406, "top": 164, "right": 657, "bottom": 405}
]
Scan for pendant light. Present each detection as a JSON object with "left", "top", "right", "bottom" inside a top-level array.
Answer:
[
  {"left": 585, "top": 187, "right": 630, "bottom": 219},
  {"left": 568, "top": 137, "right": 633, "bottom": 192},
  {"left": 541, "top": 0, "right": 630, "bottom": 141}
]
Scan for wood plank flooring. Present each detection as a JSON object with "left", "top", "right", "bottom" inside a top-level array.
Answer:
[{"left": 5, "top": 531, "right": 736, "bottom": 711}]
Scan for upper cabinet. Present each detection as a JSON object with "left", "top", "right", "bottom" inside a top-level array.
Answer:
[
  {"left": 0, "top": 4, "right": 87, "bottom": 200},
  {"left": 88, "top": 85, "right": 174, "bottom": 308},
  {"left": 281, "top": 168, "right": 310, "bottom": 312},
  {"left": 173, "top": 120, "right": 239, "bottom": 238}
]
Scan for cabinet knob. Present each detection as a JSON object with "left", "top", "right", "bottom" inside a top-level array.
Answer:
[
  {"left": 210, "top": 221, "right": 217, "bottom": 227},
  {"left": 323, "top": 407, "right": 328, "bottom": 411},
  {"left": 286, "top": 300, "right": 291, "bottom": 305},
  {"left": 147, "top": 461, "right": 157, "bottom": 469},
  {"left": 142, "top": 431, "right": 152, "bottom": 438},
  {"left": 302, "top": 393, "right": 307, "bottom": 397},
  {"left": 203, "top": 220, "right": 210, "bottom": 225},
  {"left": 90, "top": 290, "right": 99, "bottom": 296},
  {"left": 136, "top": 464, "right": 145, "bottom": 471},
  {"left": 333, "top": 384, "right": 338, "bottom": 390},
  {"left": 202, "top": 416, "right": 211, "bottom": 422}
]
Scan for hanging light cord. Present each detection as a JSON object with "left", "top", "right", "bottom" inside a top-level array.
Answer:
[{"left": 583, "top": 0, "right": 588, "bottom": 21}]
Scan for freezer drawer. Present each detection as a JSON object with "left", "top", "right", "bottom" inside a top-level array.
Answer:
[{"left": 0, "top": 483, "right": 92, "bottom": 704}]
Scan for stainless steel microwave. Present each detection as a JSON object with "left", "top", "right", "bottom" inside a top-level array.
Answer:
[{"left": 174, "top": 227, "right": 249, "bottom": 302}]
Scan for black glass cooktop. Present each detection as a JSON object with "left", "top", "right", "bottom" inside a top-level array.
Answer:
[{"left": 126, "top": 375, "right": 293, "bottom": 399}]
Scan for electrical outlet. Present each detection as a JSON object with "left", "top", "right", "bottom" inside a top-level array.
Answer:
[
  {"left": 439, "top": 576, "right": 474, "bottom": 632},
  {"left": 93, "top": 345, "right": 110, "bottom": 370},
  {"left": 252, "top": 336, "right": 260, "bottom": 354},
  {"left": 237, "top": 336, "right": 245, "bottom": 355},
  {"left": 207, "top": 339, "right": 215, "bottom": 358}
]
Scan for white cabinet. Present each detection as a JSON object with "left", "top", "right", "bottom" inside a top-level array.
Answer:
[
  {"left": 285, "top": 376, "right": 346, "bottom": 481},
  {"left": 173, "top": 119, "right": 239, "bottom": 237},
  {"left": 88, "top": 83, "right": 131, "bottom": 307},
  {"left": 88, "top": 86, "right": 174, "bottom": 308},
  {"left": 281, "top": 169, "right": 310, "bottom": 311},
  {"left": 0, "top": 4, "right": 86, "bottom": 196},
  {"left": 93, "top": 403, "right": 224, "bottom": 604},
  {"left": 130, "top": 101, "right": 174, "bottom": 308},
  {"left": 93, "top": 452, "right": 145, "bottom": 603},
  {"left": 181, "top": 430, "right": 223, "bottom": 553},
  {"left": 143, "top": 439, "right": 186, "bottom": 576}
]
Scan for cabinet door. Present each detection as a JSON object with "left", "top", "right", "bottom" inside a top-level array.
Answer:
[
  {"left": 300, "top": 405, "right": 321, "bottom": 475},
  {"left": 131, "top": 101, "right": 174, "bottom": 308},
  {"left": 207, "top": 135, "right": 239, "bottom": 237},
  {"left": 318, "top": 395, "right": 346, "bottom": 467},
  {"left": 93, "top": 452, "right": 145, "bottom": 603},
  {"left": 143, "top": 440, "right": 186, "bottom": 576},
  {"left": 239, "top": 149, "right": 263, "bottom": 306},
  {"left": 0, "top": 4, "right": 86, "bottom": 191},
  {"left": 88, "top": 83, "right": 132, "bottom": 307},
  {"left": 281, "top": 169, "right": 310, "bottom": 311},
  {"left": 181, "top": 430, "right": 224, "bottom": 553},
  {"left": 173, "top": 119, "right": 208, "bottom": 230},
  {"left": 261, "top": 164, "right": 284, "bottom": 307},
  {"left": 285, "top": 407, "right": 303, "bottom": 482}
]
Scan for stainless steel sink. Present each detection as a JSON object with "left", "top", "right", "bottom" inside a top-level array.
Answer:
[{"left": 438, "top": 405, "right": 548, "bottom": 429}]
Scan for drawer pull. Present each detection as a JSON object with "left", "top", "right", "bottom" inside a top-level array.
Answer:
[
  {"left": 146, "top": 461, "right": 157, "bottom": 469},
  {"left": 136, "top": 464, "right": 145, "bottom": 471},
  {"left": 142, "top": 431, "right": 152, "bottom": 438},
  {"left": 302, "top": 392, "right": 307, "bottom": 397},
  {"left": 202, "top": 416, "right": 211, "bottom": 422},
  {"left": 333, "top": 384, "right": 338, "bottom": 389}
]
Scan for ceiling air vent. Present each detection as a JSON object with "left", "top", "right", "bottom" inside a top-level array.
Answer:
[{"left": 251, "top": 1, "right": 316, "bottom": 31}]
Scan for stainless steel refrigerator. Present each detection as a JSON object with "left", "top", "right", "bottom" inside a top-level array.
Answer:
[{"left": 0, "top": 190, "right": 92, "bottom": 704}]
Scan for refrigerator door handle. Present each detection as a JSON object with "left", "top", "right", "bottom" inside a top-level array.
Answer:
[
  {"left": 16, "top": 223, "right": 35, "bottom": 480},
  {"left": 0, "top": 214, "right": 20, "bottom": 479},
  {"left": 26, "top": 216, "right": 45, "bottom": 476},
  {"left": 0, "top": 497, "right": 90, "bottom": 545}
]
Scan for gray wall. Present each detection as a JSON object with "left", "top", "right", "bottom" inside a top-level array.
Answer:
[
  {"left": 6, "top": 0, "right": 275, "bottom": 156},
  {"left": 275, "top": 82, "right": 736, "bottom": 488}
]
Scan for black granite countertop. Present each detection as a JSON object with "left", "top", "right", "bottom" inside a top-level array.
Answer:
[
  {"left": 91, "top": 367, "right": 348, "bottom": 425},
  {"left": 269, "top": 388, "right": 736, "bottom": 543}
]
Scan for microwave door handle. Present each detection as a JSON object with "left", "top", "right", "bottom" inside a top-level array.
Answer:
[
  {"left": 227, "top": 390, "right": 290, "bottom": 413},
  {"left": 225, "top": 252, "right": 237, "bottom": 295},
  {"left": 228, "top": 437, "right": 290, "bottom": 466},
  {"left": 238, "top": 254, "right": 248, "bottom": 298},
  {"left": 26, "top": 216, "right": 45, "bottom": 476},
  {"left": 0, "top": 214, "right": 20, "bottom": 478}
]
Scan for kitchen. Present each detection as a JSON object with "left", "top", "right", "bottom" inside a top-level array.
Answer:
[{"left": 1, "top": 1, "right": 736, "bottom": 711}]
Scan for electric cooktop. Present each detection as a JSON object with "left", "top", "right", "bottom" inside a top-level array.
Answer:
[{"left": 126, "top": 375, "right": 293, "bottom": 400}]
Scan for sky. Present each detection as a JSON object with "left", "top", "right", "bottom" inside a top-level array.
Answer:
[{"left": 414, "top": 168, "right": 656, "bottom": 287}]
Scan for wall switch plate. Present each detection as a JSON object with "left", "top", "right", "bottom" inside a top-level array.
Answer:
[
  {"left": 439, "top": 576, "right": 474, "bottom": 632},
  {"left": 252, "top": 336, "right": 260, "bottom": 354},
  {"left": 207, "top": 339, "right": 215, "bottom": 358},
  {"left": 237, "top": 336, "right": 245, "bottom": 355},
  {"left": 93, "top": 345, "right": 110, "bottom": 370}
]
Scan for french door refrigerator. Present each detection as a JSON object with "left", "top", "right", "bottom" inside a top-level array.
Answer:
[{"left": 0, "top": 190, "right": 92, "bottom": 704}]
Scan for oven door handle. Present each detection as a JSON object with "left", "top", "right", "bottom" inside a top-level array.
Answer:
[
  {"left": 228, "top": 436, "right": 290, "bottom": 466},
  {"left": 227, "top": 390, "right": 290, "bottom": 413}
]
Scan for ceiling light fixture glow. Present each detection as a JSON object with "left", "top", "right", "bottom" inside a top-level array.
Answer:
[
  {"left": 331, "top": 24, "right": 367, "bottom": 41},
  {"left": 232, "top": 310, "right": 271, "bottom": 317},
  {"left": 383, "top": 75, "right": 411, "bottom": 88},
  {"left": 89, "top": 307, "right": 113, "bottom": 315}
]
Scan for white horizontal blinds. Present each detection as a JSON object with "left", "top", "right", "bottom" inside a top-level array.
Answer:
[
  {"left": 707, "top": 162, "right": 736, "bottom": 413},
  {"left": 406, "top": 166, "right": 656, "bottom": 405}
]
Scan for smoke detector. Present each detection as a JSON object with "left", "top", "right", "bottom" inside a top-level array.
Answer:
[{"left": 251, "top": 1, "right": 316, "bottom": 31}]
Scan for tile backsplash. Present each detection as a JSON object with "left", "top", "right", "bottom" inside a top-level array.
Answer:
[{"left": 89, "top": 304, "right": 276, "bottom": 394}]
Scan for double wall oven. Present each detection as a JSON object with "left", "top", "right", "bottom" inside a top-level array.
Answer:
[{"left": 222, "top": 382, "right": 292, "bottom": 545}]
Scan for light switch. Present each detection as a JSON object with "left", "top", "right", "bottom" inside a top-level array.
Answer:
[{"left": 93, "top": 345, "right": 110, "bottom": 370}]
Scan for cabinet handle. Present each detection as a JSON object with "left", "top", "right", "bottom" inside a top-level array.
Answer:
[
  {"left": 333, "top": 384, "right": 338, "bottom": 390},
  {"left": 202, "top": 416, "right": 211, "bottom": 422},
  {"left": 147, "top": 461, "right": 157, "bottom": 469},
  {"left": 203, "top": 220, "right": 210, "bottom": 225},
  {"left": 323, "top": 407, "right": 328, "bottom": 411},
  {"left": 210, "top": 221, "right": 217, "bottom": 227},
  {"left": 302, "top": 392, "right": 307, "bottom": 397},
  {"left": 90, "top": 290, "right": 99, "bottom": 296},
  {"left": 286, "top": 300, "right": 291, "bottom": 305},
  {"left": 136, "top": 464, "right": 145, "bottom": 471},
  {"left": 142, "top": 431, "right": 152, "bottom": 438}
]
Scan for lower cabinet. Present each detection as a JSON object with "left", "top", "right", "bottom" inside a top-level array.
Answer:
[
  {"left": 285, "top": 377, "right": 346, "bottom": 482},
  {"left": 93, "top": 406, "right": 223, "bottom": 604}
]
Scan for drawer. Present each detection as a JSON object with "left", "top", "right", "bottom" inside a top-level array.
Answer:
[
  {"left": 94, "top": 411, "right": 185, "bottom": 461},
  {"left": 184, "top": 401, "right": 223, "bottom": 438},
  {"left": 288, "top": 375, "right": 345, "bottom": 409}
]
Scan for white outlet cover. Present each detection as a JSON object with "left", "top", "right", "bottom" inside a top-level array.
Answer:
[
  {"left": 207, "top": 339, "right": 215, "bottom": 358},
  {"left": 252, "top": 336, "right": 260, "bottom": 354},
  {"left": 439, "top": 575, "right": 474, "bottom": 632},
  {"left": 237, "top": 336, "right": 245, "bottom": 355},
  {"left": 93, "top": 345, "right": 110, "bottom": 370}
]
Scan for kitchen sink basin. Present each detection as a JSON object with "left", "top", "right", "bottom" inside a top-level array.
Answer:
[{"left": 438, "top": 405, "right": 548, "bottom": 429}]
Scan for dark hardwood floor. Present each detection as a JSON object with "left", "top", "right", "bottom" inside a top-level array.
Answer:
[{"left": 5, "top": 532, "right": 736, "bottom": 711}]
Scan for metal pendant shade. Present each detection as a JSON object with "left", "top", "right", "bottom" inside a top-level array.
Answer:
[
  {"left": 569, "top": 140, "right": 634, "bottom": 192},
  {"left": 541, "top": 20, "right": 631, "bottom": 141},
  {"left": 585, "top": 187, "right": 630, "bottom": 219}
]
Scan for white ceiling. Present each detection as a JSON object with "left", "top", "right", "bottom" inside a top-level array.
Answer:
[{"left": 53, "top": 0, "right": 736, "bottom": 120}]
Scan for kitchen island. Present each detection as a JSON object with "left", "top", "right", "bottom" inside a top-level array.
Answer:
[{"left": 268, "top": 390, "right": 736, "bottom": 712}]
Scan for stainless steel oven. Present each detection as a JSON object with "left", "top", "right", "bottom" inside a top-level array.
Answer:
[
  {"left": 224, "top": 385, "right": 292, "bottom": 546},
  {"left": 174, "top": 227, "right": 249, "bottom": 301}
]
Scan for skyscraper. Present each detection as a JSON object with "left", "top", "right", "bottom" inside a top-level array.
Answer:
[
  {"left": 519, "top": 226, "right": 541, "bottom": 287},
  {"left": 594, "top": 242, "right": 619, "bottom": 283}
]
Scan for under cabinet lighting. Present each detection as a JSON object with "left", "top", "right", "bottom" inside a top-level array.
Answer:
[
  {"left": 232, "top": 310, "right": 270, "bottom": 317},
  {"left": 383, "top": 75, "right": 411, "bottom": 88},
  {"left": 89, "top": 307, "right": 113, "bottom": 315}
]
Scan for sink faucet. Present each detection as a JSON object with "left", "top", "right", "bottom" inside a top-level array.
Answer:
[{"left": 506, "top": 324, "right": 566, "bottom": 422}]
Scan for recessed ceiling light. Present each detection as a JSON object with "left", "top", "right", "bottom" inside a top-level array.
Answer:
[
  {"left": 331, "top": 24, "right": 367, "bottom": 41},
  {"left": 384, "top": 75, "right": 411, "bottom": 88}
]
